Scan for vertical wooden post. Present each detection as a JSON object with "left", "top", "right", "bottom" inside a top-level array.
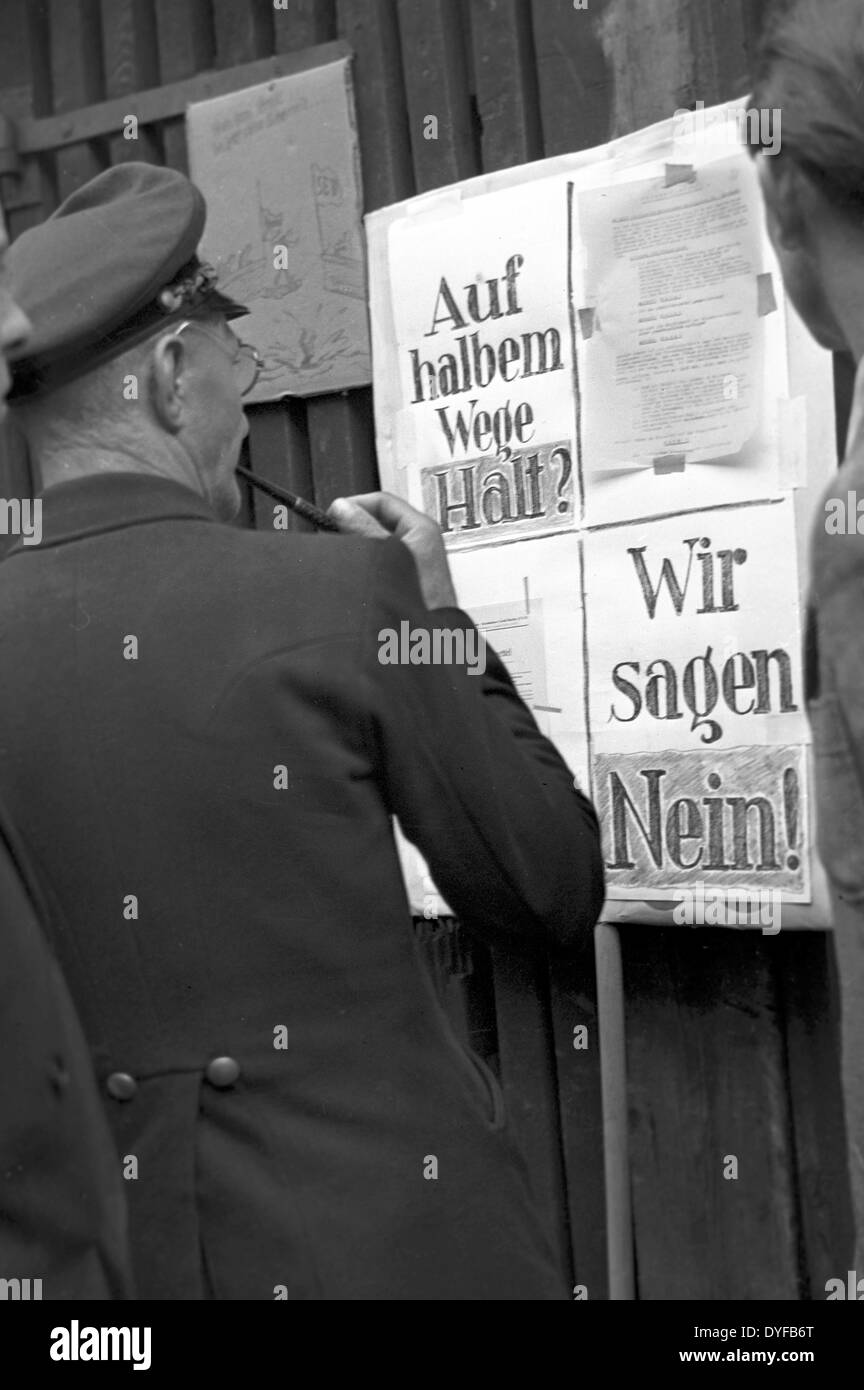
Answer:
[
  {"left": 469, "top": 0, "right": 543, "bottom": 172},
  {"left": 594, "top": 924, "right": 633, "bottom": 1299},
  {"left": 153, "top": 0, "right": 215, "bottom": 175},
  {"left": 211, "top": 0, "right": 275, "bottom": 68},
  {"left": 547, "top": 940, "right": 608, "bottom": 1298},
  {"left": 24, "top": 0, "right": 59, "bottom": 218},
  {"left": 274, "top": 0, "right": 337, "bottom": 51},
  {"left": 100, "top": 0, "right": 162, "bottom": 166},
  {"left": 47, "top": 0, "right": 107, "bottom": 198},
  {"left": 304, "top": 0, "right": 420, "bottom": 500},
  {"left": 778, "top": 933, "right": 855, "bottom": 1294},
  {"left": 396, "top": 0, "right": 479, "bottom": 191},
  {"left": 247, "top": 399, "right": 315, "bottom": 535},
  {"left": 622, "top": 930, "right": 802, "bottom": 1298},
  {"left": 0, "top": 3, "right": 43, "bottom": 238},
  {"left": 336, "top": 0, "right": 414, "bottom": 211},
  {"left": 530, "top": 0, "right": 612, "bottom": 156},
  {"left": 306, "top": 391, "right": 377, "bottom": 506}
]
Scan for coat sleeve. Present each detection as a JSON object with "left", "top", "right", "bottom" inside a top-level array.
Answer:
[{"left": 363, "top": 537, "right": 605, "bottom": 952}]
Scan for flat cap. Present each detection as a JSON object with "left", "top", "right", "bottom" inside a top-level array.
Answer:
[{"left": 6, "top": 161, "right": 247, "bottom": 400}]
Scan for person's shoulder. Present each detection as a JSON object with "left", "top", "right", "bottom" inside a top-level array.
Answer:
[
  {"left": 213, "top": 528, "right": 416, "bottom": 635},
  {"left": 228, "top": 527, "right": 413, "bottom": 584}
]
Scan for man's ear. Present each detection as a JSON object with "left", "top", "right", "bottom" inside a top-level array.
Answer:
[
  {"left": 757, "top": 153, "right": 810, "bottom": 251},
  {"left": 150, "top": 332, "right": 187, "bottom": 432}
]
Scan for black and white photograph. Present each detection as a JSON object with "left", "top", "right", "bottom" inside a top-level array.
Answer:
[{"left": 0, "top": 0, "right": 861, "bottom": 1364}]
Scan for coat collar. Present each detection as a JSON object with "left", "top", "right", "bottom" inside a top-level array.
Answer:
[{"left": 7, "top": 471, "right": 219, "bottom": 554}]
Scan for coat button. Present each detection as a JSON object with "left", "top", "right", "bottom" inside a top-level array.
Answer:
[
  {"left": 106, "top": 1071, "right": 137, "bottom": 1101},
  {"left": 205, "top": 1056, "right": 240, "bottom": 1088}
]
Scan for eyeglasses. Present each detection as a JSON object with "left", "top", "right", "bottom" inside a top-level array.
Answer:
[{"left": 172, "top": 319, "right": 263, "bottom": 397}]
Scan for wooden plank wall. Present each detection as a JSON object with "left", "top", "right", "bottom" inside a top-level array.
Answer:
[{"left": 0, "top": 0, "right": 853, "bottom": 1299}]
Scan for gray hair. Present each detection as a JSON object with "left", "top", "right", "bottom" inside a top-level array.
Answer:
[
  {"left": 752, "top": 0, "right": 864, "bottom": 216},
  {"left": 11, "top": 338, "right": 153, "bottom": 452}
]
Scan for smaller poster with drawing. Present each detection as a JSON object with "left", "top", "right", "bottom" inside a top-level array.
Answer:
[{"left": 186, "top": 58, "right": 371, "bottom": 400}]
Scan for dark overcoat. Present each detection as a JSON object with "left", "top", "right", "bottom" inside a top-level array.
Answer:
[
  {"left": 0, "top": 473, "right": 604, "bottom": 1300},
  {"left": 0, "top": 805, "right": 132, "bottom": 1298}
]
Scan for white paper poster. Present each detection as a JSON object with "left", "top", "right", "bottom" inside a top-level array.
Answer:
[
  {"left": 187, "top": 58, "right": 370, "bottom": 400},
  {"left": 368, "top": 102, "right": 838, "bottom": 928},
  {"left": 576, "top": 161, "right": 767, "bottom": 472},
  {"left": 379, "top": 179, "right": 577, "bottom": 548},
  {"left": 584, "top": 501, "right": 809, "bottom": 900}
]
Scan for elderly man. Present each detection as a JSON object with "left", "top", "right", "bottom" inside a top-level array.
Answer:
[
  {"left": 2, "top": 162, "right": 604, "bottom": 1300},
  {"left": 0, "top": 215, "right": 131, "bottom": 1299}
]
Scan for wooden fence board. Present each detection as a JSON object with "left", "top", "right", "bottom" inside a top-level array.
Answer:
[
  {"left": 0, "top": 0, "right": 34, "bottom": 230},
  {"left": 154, "top": 0, "right": 215, "bottom": 80},
  {"left": 23, "top": 0, "right": 57, "bottom": 216},
  {"left": 549, "top": 949, "right": 608, "bottom": 1297},
  {"left": 336, "top": 0, "right": 414, "bottom": 211},
  {"left": 623, "top": 929, "right": 801, "bottom": 1299},
  {"left": 600, "top": 0, "right": 754, "bottom": 137},
  {"left": 0, "top": 101, "right": 44, "bottom": 240},
  {"left": 0, "top": 421, "right": 34, "bottom": 555},
  {"left": 154, "top": 0, "right": 215, "bottom": 173},
  {"left": 212, "top": 0, "right": 275, "bottom": 69},
  {"left": 778, "top": 933, "right": 855, "bottom": 1295},
  {"left": 470, "top": 0, "right": 543, "bottom": 173},
  {"left": 274, "top": 0, "right": 337, "bottom": 51},
  {"left": 678, "top": 0, "right": 751, "bottom": 107},
  {"left": 306, "top": 388, "right": 377, "bottom": 504},
  {"left": 247, "top": 399, "right": 315, "bottom": 534},
  {"left": 101, "top": 0, "right": 162, "bottom": 165},
  {"left": 530, "top": 0, "right": 611, "bottom": 156},
  {"left": 396, "top": 0, "right": 479, "bottom": 192},
  {"left": 47, "top": 0, "right": 107, "bottom": 198}
]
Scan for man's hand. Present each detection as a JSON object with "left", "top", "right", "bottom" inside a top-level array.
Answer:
[{"left": 328, "top": 492, "right": 458, "bottom": 610}]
